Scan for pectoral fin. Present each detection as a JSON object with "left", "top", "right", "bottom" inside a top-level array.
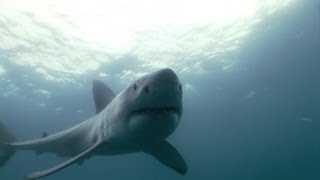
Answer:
[
  {"left": 144, "top": 140, "right": 187, "bottom": 175},
  {"left": 25, "top": 139, "right": 103, "bottom": 180}
]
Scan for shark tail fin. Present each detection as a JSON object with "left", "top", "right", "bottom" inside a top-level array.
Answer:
[{"left": 0, "top": 121, "right": 16, "bottom": 167}]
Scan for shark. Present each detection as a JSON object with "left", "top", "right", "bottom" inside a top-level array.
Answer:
[{"left": 0, "top": 68, "right": 187, "bottom": 179}]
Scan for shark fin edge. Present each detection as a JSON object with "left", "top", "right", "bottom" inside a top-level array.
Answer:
[
  {"left": 92, "top": 80, "right": 115, "bottom": 114},
  {"left": 144, "top": 140, "right": 187, "bottom": 175},
  {"left": 0, "top": 121, "right": 16, "bottom": 167},
  {"left": 25, "top": 139, "right": 103, "bottom": 180}
]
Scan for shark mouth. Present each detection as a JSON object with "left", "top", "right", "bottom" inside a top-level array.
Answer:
[{"left": 133, "top": 107, "right": 180, "bottom": 115}]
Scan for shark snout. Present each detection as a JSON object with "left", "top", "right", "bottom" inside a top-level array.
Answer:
[
  {"left": 142, "top": 68, "right": 182, "bottom": 97},
  {"left": 132, "top": 68, "right": 183, "bottom": 117},
  {"left": 153, "top": 68, "right": 180, "bottom": 86}
]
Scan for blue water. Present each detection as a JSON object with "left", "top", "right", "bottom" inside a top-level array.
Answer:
[{"left": 1, "top": 0, "right": 320, "bottom": 179}]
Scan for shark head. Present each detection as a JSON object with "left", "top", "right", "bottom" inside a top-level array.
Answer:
[{"left": 117, "top": 68, "right": 183, "bottom": 144}]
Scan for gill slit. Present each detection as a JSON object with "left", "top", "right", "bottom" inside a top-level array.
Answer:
[{"left": 99, "top": 110, "right": 108, "bottom": 142}]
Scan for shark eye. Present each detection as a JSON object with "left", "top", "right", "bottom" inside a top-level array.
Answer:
[{"left": 133, "top": 83, "right": 138, "bottom": 91}]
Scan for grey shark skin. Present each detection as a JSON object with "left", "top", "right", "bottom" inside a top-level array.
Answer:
[{"left": 0, "top": 68, "right": 187, "bottom": 179}]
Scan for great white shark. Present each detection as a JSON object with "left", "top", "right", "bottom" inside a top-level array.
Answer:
[{"left": 0, "top": 68, "right": 187, "bottom": 179}]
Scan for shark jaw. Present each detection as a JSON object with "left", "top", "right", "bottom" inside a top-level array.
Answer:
[{"left": 128, "top": 108, "right": 180, "bottom": 144}]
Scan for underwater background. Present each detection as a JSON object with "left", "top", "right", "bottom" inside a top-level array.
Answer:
[{"left": 0, "top": 0, "right": 320, "bottom": 179}]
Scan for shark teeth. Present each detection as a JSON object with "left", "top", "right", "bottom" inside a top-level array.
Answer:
[{"left": 134, "top": 107, "right": 178, "bottom": 114}]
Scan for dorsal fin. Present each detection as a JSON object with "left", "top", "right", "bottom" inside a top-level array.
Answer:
[
  {"left": 92, "top": 80, "right": 115, "bottom": 114},
  {"left": 25, "top": 139, "right": 103, "bottom": 180}
]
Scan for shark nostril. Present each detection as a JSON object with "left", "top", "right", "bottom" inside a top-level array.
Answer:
[
  {"left": 143, "top": 86, "right": 150, "bottom": 93},
  {"left": 178, "top": 84, "right": 182, "bottom": 92}
]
